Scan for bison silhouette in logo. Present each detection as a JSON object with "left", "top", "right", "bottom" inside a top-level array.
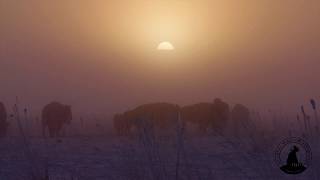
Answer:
[
  {"left": 280, "top": 145, "right": 306, "bottom": 174},
  {"left": 42, "top": 102, "right": 72, "bottom": 138},
  {"left": 274, "top": 137, "right": 311, "bottom": 175}
]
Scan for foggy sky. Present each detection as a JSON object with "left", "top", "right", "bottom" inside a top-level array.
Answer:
[{"left": 1, "top": 0, "right": 319, "bottom": 117}]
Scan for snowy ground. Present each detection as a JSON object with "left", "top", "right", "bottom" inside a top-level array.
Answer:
[{"left": 0, "top": 135, "right": 319, "bottom": 180}]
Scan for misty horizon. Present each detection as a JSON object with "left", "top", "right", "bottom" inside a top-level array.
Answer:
[{"left": 1, "top": 0, "right": 319, "bottom": 117}]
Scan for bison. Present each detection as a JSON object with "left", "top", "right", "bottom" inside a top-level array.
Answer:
[
  {"left": 113, "top": 103, "right": 180, "bottom": 136},
  {"left": 114, "top": 99, "right": 231, "bottom": 136},
  {"left": 42, "top": 102, "right": 72, "bottom": 138},
  {"left": 181, "top": 98, "right": 230, "bottom": 134}
]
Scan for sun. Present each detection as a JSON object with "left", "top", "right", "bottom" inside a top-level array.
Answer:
[{"left": 157, "top": 41, "right": 175, "bottom": 51}]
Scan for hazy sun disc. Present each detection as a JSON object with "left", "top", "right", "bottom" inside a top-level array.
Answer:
[{"left": 157, "top": 41, "right": 175, "bottom": 50}]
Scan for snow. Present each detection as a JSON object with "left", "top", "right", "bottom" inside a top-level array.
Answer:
[{"left": 0, "top": 134, "right": 318, "bottom": 180}]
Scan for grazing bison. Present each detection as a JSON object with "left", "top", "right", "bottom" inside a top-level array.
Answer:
[
  {"left": 0, "top": 102, "right": 8, "bottom": 138},
  {"left": 42, "top": 102, "right": 72, "bottom": 138},
  {"left": 231, "top": 104, "right": 251, "bottom": 136},
  {"left": 181, "top": 98, "right": 230, "bottom": 134},
  {"left": 181, "top": 103, "right": 214, "bottom": 133},
  {"left": 113, "top": 103, "right": 180, "bottom": 136}
]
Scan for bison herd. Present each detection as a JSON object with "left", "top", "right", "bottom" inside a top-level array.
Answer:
[
  {"left": 114, "top": 98, "right": 251, "bottom": 136},
  {"left": 0, "top": 98, "right": 251, "bottom": 138}
]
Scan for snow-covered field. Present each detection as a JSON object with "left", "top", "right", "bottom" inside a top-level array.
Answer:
[{"left": 0, "top": 134, "right": 319, "bottom": 180}]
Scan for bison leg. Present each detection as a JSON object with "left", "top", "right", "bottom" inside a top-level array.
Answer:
[
  {"left": 48, "top": 126, "right": 56, "bottom": 138},
  {"left": 56, "top": 124, "right": 64, "bottom": 138},
  {"left": 42, "top": 125, "right": 48, "bottom": 138}
]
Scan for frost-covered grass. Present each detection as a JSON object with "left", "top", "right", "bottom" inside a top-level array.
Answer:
[
  {"left": 0, "top": 133, "right": 319, "bottom": 180},
  {"left": 0, "top": 131, "right": 318, "bottom": 180},
  {"left": 1, "top": 107, "right": 320, "bottom": 179}
]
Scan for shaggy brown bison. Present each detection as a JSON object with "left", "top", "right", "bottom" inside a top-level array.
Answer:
[
  {"left": 114, "top": 99, "right": 230, "bottom": 136},
  {"left": 181, "top": 103, "right": 214, "bottom": 133},
  {"left": 42, "top": 102, "right": 72, "bottom": 138},
  {"left": 0, "top": 102, "right": 8, "bottom": 138},
  {"left": 113, "top": 103, "right": 180, "bottom": 136},
  {"left": 181, "top": 98, "right": 230, "bottom": 134}
]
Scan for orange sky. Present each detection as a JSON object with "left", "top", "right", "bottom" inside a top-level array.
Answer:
[{"left": 0, "top": 0, "right": 319, "bottom": 116}]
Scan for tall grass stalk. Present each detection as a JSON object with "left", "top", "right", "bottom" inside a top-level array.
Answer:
[
  {"left": 13, "top": 98, "right": 47, "bottom": 180},
  {"left": 311, "top": 99, "right": 319, "bottom": 135},
  {"left": 135, "top": 117, "right": 168, "bottom": 180}
]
